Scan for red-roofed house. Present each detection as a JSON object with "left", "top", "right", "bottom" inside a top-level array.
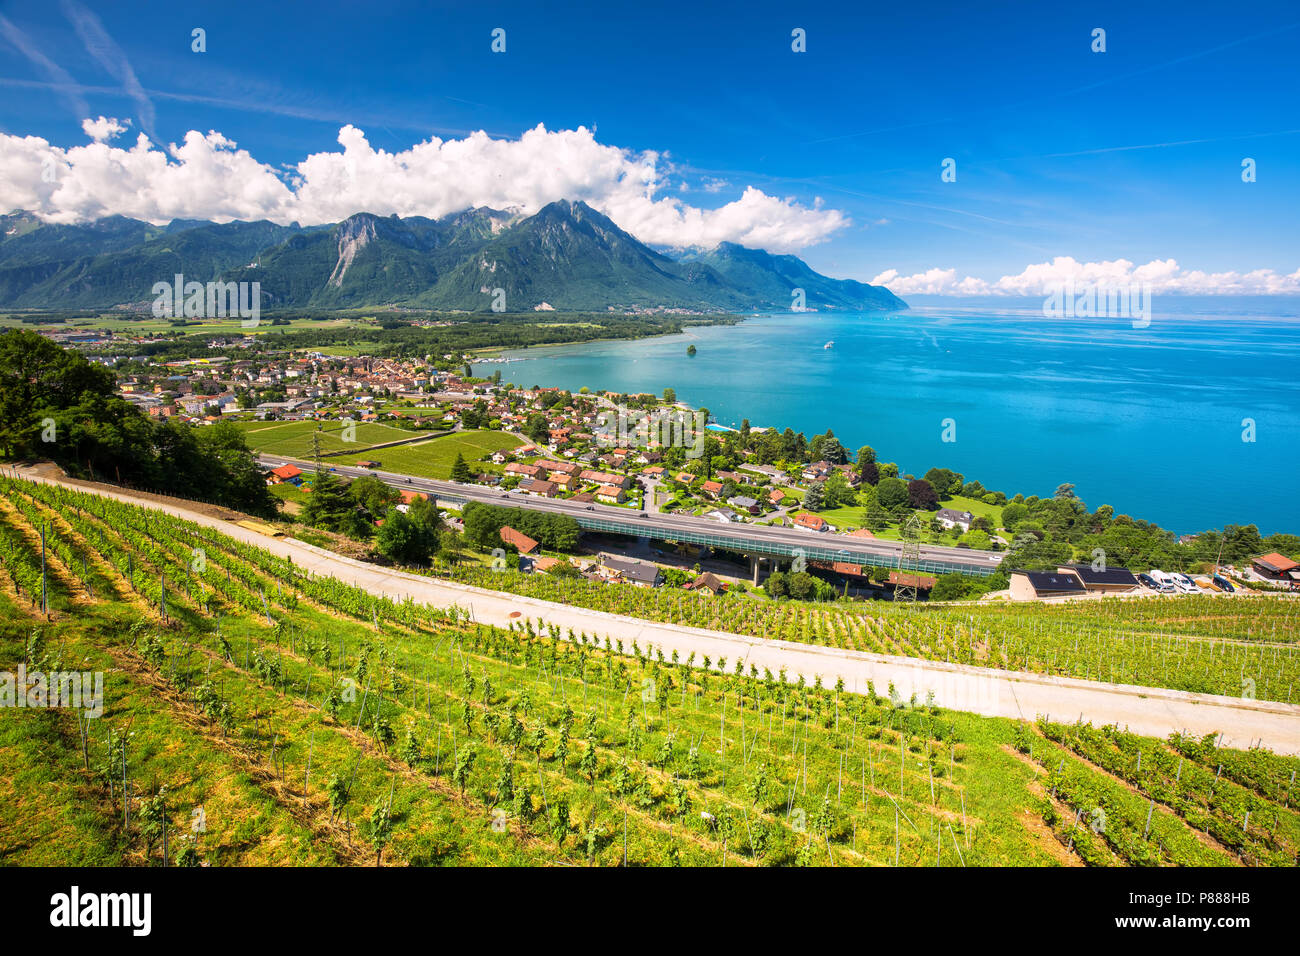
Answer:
[
  {"left": 268, "top": 464, "right": 302, "bottom": 484},
  {"left": 499, "top": 526, "right": 539, "bottom": 555},
  {"left": 1252, "top": 552, "right": 1300, "bottom": 582},
  {"left": 701, "top": 480, "right": 724, "bottom": 499},
  {"left": 793, "top": 513, "right": 828, "bottom": 532},
  {"left": 596, "top": 484, "right": 626, "bottom": 504},
  {"left": 520, "top": 477, "right": 559, "bottom": 498},
  {"left": 888, "top": 571, "right": 937, "bottom": 590}
]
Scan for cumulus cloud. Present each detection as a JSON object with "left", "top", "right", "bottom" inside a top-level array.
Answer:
[
  {"left": 80, "top": 115, "right": 130, "bottom": 142},
  {"left": 873, "top": 256, "right": 1300, "bottom": 296},
  {"left": 0, "top": 122, "right": 847, "bottom": 252}
]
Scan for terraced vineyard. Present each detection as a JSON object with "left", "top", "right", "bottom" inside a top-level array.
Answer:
[
  {"left": 440, "top": 564, "right": 1300, "bottom": 703},
  {"left": 0, "top": 475, "right": 1295, "bottom": 867}
]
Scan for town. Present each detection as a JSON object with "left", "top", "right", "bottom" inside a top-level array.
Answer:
[{"left": 70, "top": 334, "right": 1291, "bottom": 606}]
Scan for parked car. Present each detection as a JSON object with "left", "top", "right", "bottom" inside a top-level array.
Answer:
[
  {"left": 1173, "top": 573, "right": 1201, "bottom": 593},
  {"left": 1137, "top": 572, "right": 1160, "bottom": 590},
  {"left": 1146, "top": 571, "right": 1178, "bottom": 593},
  {"left": 1213, "top": 574, "right": 1236, "bottom": 592}
]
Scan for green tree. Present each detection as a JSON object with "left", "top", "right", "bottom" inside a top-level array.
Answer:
[
  {"left": 450, "top": 453, "right": 473, "bottom": 482},
  {"left": 802, "top": 482, "right": 826, "bottom": 512},
  {"left": 877, "top": 476, "right": 909, "bottom": 513}
]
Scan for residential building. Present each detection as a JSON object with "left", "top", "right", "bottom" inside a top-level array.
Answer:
[
  {"left": 596, "top": 553, "right": 662, "bottom": 588},
  {"left": 935, "top": 508, "right": 974, "bottom": 532},
  {"left": 499, "top": 526, "right": 540, "bottom": 555}
]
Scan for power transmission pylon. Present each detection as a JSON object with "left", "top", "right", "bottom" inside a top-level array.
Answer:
[{"left": 895, "top": 513, "right": 923, "bottom": 603}]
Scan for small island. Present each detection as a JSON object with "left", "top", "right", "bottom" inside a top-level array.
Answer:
[{"left": 687, "top": 344, "right": 697, "bottom": 356}]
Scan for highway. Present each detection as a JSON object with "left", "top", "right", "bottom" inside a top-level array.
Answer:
[{"left": 259, "top": 454, "right": 1007, "bottom": 577}]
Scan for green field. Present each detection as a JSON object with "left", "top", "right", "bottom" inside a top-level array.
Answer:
[
  {"left": 328, "top": 429, "right": 522, "bottom": 479},
  {"left": 0, "top": 313, "right": 381, "bottom": 337},
  {"left": 232, "top": 419, "right": 425, "bottom": 458}
]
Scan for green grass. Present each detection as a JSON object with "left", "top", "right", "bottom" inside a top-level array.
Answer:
[
  {"left": 944, "top": 494, "right": 1005, "bottom": 529},
  {"left": 327, "top": 429, "right": 522, "bottom": 479},
  {"left": 232, "top": 419, "right": 423, "bottom": 458},
  {"left": 0, "top": 314, "right": 375, "bottom": 337}
]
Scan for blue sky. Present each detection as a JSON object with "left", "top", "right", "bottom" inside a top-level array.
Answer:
[{"left": 1, "top": 0, "right": 1298, "bottom": 292}]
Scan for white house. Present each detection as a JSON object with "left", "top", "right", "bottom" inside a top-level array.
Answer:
[{"left": 935, "top": 508, "right": 974, "bottom": 532}]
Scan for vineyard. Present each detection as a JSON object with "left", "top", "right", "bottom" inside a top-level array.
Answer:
[
  {"left": 438, "top": 564, "right": 1300, "bottom": 703},
  {"left": 0, "top": 474, "right": 1295, "bottom": 867}
]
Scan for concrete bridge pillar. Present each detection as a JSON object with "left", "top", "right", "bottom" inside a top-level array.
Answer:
[{"left": 750, "top": 554, "right": 762, "bottom": 586}]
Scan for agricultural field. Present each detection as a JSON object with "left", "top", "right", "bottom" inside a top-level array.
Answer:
[
  {"left": 231, "top": 419, "right": 427, "bottom": 458},
  {"left": 0, "top": 313, "right": 379, "bottom": 337},
  {"left": 2, "top": 475, "right": 1293, "bottom": 867},
  {"left": 328, "top": 430, "right": 522, "bottom": 479},
  {"left": 436, "top": 564, "right": 1300, "bottom": 704}
]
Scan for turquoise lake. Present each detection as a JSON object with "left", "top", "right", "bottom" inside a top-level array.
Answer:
[{"left": 479, "top": 297, "right": 1300, "bottom": 535}]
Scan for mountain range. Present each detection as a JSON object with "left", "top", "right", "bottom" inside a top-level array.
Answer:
[{"left": 0, "top": 200, "right": 906, "bottom": 313}]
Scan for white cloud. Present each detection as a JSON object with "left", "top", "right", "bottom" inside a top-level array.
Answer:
[
  {"left": 0, "top": 122, "right": 848, "bottom": 252},
  {"left": 874, "top": 256, "right": 1300, "bottom": 295},
  {"left": 80, "top": 115, "right": 130, "bottom": 142}
]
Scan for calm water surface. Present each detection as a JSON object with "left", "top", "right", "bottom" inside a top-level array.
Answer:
[{"left": 480, "top": 298, "right": 1300, "bottom": 534}]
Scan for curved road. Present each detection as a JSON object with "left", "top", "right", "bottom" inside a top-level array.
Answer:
[{"left": 17, "top": 468, "right": 1300, "bottom": 755}]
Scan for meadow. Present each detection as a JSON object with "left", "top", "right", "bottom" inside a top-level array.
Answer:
[
  {"left": 327, "top": 430, "right": 522, "bottom": 479},
  {"left": 232, "top": 419, "right": 425, "bottom": 458},
  {"left": 0, "top": 474, "right": 1296, "bottom": 867}
]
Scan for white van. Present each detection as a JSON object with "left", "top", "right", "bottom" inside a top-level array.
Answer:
[{"left": 1147, "top": 570, "right": 1179, "bottom": 593}]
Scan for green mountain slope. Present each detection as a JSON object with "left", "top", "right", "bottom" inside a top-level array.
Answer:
[{"left": 0, "top": 202, "right": 905, "bottom": 313}]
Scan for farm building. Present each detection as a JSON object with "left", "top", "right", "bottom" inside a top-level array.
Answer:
[
  {"left": 888, "top": 571, "right": 937, "bottom": 591},
  {"left": 1009, "top": 570, "right": 1087, "bottom": 601},
  {"left": 1057, "top": 564, "right": 1140, "bottom": 593},
  {"left": 1252, "top": 552, "right": 1300, "bottom": 582},
  {"left": 683, "top": 572, "right": 727, "bottom": 596}
]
